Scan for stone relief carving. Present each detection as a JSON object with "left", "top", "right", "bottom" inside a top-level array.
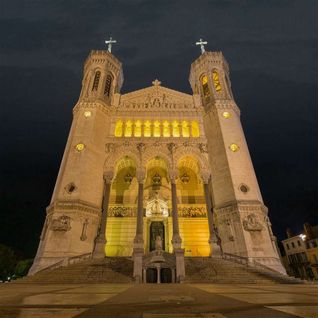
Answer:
[
  {"left": 119, "top": 86, "right": 195, "bottom": 111},
  {"left": 178, "top": 207, "right": 207, "bottom": 218},
  {"left": 108, "top": 206, "right": 136, "bottom": 217},
  {"left": 242, "top": 213, "right": 263, "bottom": 232},
  {"left": 105, "top": 143, "right": 116, "bottom": 153},
  {"left": 80, "top": 219, "right": 88, "bottom": 241},
  {"left": 198, "top": 143, "right": 208, "bottom": 153},
  {"left": 51, "top": 215, "right": 71, "bottom": 231}
]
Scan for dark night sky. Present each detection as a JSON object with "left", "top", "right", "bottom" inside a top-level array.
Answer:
[{"left": 0, "top": 0, "right": 317, "bottom": 258}]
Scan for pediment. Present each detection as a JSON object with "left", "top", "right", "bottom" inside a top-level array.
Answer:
[{"left": 119, "top": 83, "right": 196, "bottom": 112}]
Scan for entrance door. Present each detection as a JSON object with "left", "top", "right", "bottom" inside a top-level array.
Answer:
[
  {"left": 146, "top": 268, "right": 157, "bottom": 283},
  {"left": 150, "top": 221, "right": 165, "bottom": 251},
  {"left": 161, "top": 268, "right": 172, "bottom": 283}
]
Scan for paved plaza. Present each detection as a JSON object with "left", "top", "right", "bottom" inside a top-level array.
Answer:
[{"left": 0, "top": 283, "right": 317, "bottom": 317}]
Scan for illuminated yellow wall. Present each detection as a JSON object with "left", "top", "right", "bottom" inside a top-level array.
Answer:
[
  {"left": 179, "top": 218, "right": 210, "bottom": 256},
  {"left": 114, "top": 119, "right": 200, "bottom": 138},
  {"left": 105, "top": 217, "right": 136, "bottom": 256}
]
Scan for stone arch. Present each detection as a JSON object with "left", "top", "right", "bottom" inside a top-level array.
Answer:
[
  {"left": 103, "top": 148, "right": 140, "bottom": 172},
  {"left": 174, "top": 146, "right": 210, "bottom": 174},
  {"left": 142, "top": 145, "right": 172, "bottom": 170}
]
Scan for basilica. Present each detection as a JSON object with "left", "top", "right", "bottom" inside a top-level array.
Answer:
[{"left": 29, "top": 41, "right": 285, "bottom": 283}]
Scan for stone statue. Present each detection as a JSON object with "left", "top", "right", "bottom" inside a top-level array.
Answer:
[{"left": 155, "top": 235, "right": 163, "bottom": 250}]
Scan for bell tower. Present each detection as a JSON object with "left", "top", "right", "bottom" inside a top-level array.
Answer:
[
  {"left": 189, "top": 51, "right": 285, "bottom": 273},
  {"left": 29, "top": 50, "right": 123, "bottom": 274}
]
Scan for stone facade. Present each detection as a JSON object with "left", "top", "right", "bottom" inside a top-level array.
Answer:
[{"left": 29, "top": 49, "right": 285, "bottom": 279}]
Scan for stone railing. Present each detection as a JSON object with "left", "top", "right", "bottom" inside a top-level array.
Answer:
[
  {"left": 35, "top": 253, "right": 92, "bottom": 274},
  {"left": 222, "top": 252, "right": 249, "bottom": 266},
  {"left": 223, "top": 252, "right": 284, "bottom": 275}
]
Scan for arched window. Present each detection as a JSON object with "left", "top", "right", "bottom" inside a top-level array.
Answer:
[
  {"left": 191, "top": 121, "right": 200, "bottom": 137},
  {"left": 172, "top": 120, "right": 180, "bottom": 137},
  {"left": 124, "top": 120, "right": 132, "bottom": 137},
  {"left": 144, "top": 120, "right": 151, "bottom": 137},
  {"left": 182, "top": 121, "right": 190, "bottom": 137},
  {"left": 114, "top": 120, "right": 123, "bottom": 137},
  {"left": 104, "top": 74, "right": 113, "bottom": 97},
  {"left": 201, "top": 75, "right": 210, "bottom": 98},
  {"left": 153, "top": 120, "right": 160, "bottom": 137},
  {"left": 134, "top": 120, "right": 142, "bottom": 137},
  {"left": 212, "top": 70, "right": 222, "bottom": 92},
  {"left": 163, "top": 120, "right": 170, "bottom": 137},
  {"left": 92, "top": 71, "right": 101, "bottom": 91}
]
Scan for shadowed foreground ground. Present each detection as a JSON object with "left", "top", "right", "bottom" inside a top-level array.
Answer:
[{"left": 0, "top": 283, "right": 317, "bottom": 317}]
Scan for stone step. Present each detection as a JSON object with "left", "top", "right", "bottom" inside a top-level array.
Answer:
[{"left": 184, "top": 257, "right": 304, "bottom": 284}]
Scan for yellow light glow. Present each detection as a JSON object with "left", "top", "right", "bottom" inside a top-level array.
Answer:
[
  {"left": 114, "top": 120, "right": 123, "bottom": 137},
  {"left": 134, "top": 120, "right": 142, "bottom": 137},
  {"left": 229, "top": 143, "right": 239, "bottom": 152},
  {"left": 191, "top": 121, "right": 200, "bottom": 137},
  {"left": 124, "top": 120, "right": 132, "bottom": 137},
  {"left": 182, "top": 121, "right": 190, "bottom": 137},
  {"left": 172, "top": 120, "right": 180, "bottom": 137},
  {"left": 144, "top": 120, "right": 151, "bottom": 137},
  {"left": 212, "top": 70, "right": 222, "bottom": 92},
  {"left": 202, "top": 75, "right": 208, "bottom": 85},
  {"left": 163, "top": 120, "right": 170, "bottom": 137},
  {"left": 222, "top": 112, "right": 231, "bottom": 119},
  {"left": 75, "top": 143, "right": 85, "bottom": 151},
  {"left": 84, "top": 111, "right": 91, "bottom": 118},
  {"left": 153, "top": 120, "right": 160, "bottom": 137}
]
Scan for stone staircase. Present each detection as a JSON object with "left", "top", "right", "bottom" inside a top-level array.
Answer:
[
  {"left": 16, "top": 256, "right": 305, "bottom": 284},
  {"left": 17, "top": 257, "right": 133, "bottom": 284},
  {"left": 184, "top": 257, "right": 304, "bottom": 284}
]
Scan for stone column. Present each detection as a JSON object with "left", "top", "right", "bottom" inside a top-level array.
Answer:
[
  {"left": 156, "top": 265, "right": 161, "bottom": 284},
  {"left": 169, "top": 168, "right": 185, "bottom": 282},
  {"left": 93, "top": 170, "right": 113, "bottom": 259},
  {"left": 201, "top": 171, "right": 222, "bottom": 257},
  {"left": 133, "top": 168, "right": 146, "bottom": 282}
]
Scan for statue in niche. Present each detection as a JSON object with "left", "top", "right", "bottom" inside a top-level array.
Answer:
[
  {"left": 146, "top": 192, "right": 169, "bottom": 217},
  {"left": 243, "top": 213, "right": 263, "bottom": 232},
  {"left": 51, "top": 215, "right": 71, "bottom": 232},
  {"left": 155, "top": 235, "right": 163, "bottom": 250}
]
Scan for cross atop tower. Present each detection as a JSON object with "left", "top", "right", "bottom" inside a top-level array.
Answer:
[
  {"left": 196, "top": 38, "right": 208, "bottom": 54},
  {"left": 105, "top": 37, "right": 117, "bottom": 53},
  {"left": 152, "top": 79, "right": 161, "bottom": 86}
]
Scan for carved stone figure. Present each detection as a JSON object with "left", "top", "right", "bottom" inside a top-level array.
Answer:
[
  {"left": 155, "top": 235, "right": 163, "bottom": 250},
  {"left": 51, "top": 215, "right": 71, "bottom": 232},
  {"left": 242, "top": 214, "right": 263, "bottom": 232}
]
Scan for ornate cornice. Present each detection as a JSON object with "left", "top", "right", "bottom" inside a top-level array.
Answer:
[
  {"left": 214, "top": 200, "right": 268, "bottom": 215},
  {"left": 46, "top": 200, "right": 101, "bottom": 216},
  {"left": 73, "top": 101, "right": 114, "bottom": 116}
]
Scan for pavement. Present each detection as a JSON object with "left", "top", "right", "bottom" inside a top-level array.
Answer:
[{"left": 0, "top": 282, "right": 317, "bottom": 317}]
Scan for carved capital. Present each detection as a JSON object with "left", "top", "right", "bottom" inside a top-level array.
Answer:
[
  {"left": 136, "top": 168, "right": 146, "bottom": 183},
  {"left": 103, "top": 170, "right": 114, "bottom": 183},
  {"left": 169, "top": 169, "right": 178, "bottom": 183},
  {"left": 201, "top": 170, "right": 211, "bottom": 184}
]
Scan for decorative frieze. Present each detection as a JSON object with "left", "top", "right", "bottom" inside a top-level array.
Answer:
[
  {"left": 178, "top": 206, "right": 207, "bottom": 218},
  {"left": 107, "top": 206, "right": 137, "bottom": 217}
]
